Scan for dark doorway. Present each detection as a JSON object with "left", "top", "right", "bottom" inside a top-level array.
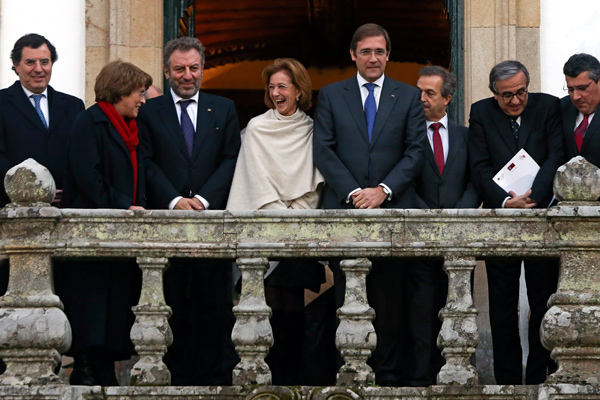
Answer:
[{"left": 164, "top": 0, "right": 463, "bottom": 126}]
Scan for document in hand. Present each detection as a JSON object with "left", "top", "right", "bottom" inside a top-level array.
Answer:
[{"left": 492, "top": 148, "right": 540, "bottom": 196}]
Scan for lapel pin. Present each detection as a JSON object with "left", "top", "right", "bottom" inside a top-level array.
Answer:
[
  {"left": 391, "top": 94, "right": 395, "bottom": 98},
  {"left": 207, "top": 108, "right": 212, "bottom": 112}
]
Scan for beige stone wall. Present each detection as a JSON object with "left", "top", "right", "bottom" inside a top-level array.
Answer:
[
  {"left": 85, "top": 0, "right": 163, "bottom": 106},
  {"left": 464, "top": 0, "right": 541, "bottom": 123}
]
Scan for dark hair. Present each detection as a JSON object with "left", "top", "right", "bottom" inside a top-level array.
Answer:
[
  {"left": 262, "top": 58, "right": 312, "bottom": 111},
  {"left": 163, "top": 37, "right": 205, "bottom": 68},
  {"left": 95, "top": 60, "right": 153, "bottom": 104},
  {"left": 563, "top": 53, "right": 600, "bottom": 82},
  {"left": 418, "top": 65, "right": 457, "bottom": 98},
  {"left": 11, "top": 33, "right": 58, "bottom": 73},
  {"left": 350, "top": 23, "right": 391, "bottom": 53},
  {"left": 488, "top": 60, "right": 530, "bottom": 93}
]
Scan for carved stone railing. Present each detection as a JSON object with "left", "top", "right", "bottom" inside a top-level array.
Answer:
[{"left": 1, "top": 158, "right": 600, "bottom": 399}]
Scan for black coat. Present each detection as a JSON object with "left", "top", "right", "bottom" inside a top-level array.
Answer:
[
  {"left": 415, "top": 121, "right": 480, "bottom": 209},
  {"left": 468, "top": 93, "right": 565, "bottom": 208},
  {"left": 0, "top": 81, "right": 84, "bottom": 205},
  {"left": 62, "top": 104, "right": 146, "bottom": 208}
]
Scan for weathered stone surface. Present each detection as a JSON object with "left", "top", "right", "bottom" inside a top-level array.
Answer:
[
  {"left": 130, "top": 257, "right": 173, "bottom": 386},
  {"left": 554, "top": 156, "right": 600, "bottom": 202},
  {"left": 231, "top": 258, "right": 273, "bottom": 385},
  {"left": 336, "top": 258, "right": 376, "bottom": 386},
  {"left": 4, "top": 159, "right": 55, "bottom": 206}
]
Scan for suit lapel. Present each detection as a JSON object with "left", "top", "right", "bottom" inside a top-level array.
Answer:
[
  {"left": 581, "top": 106, "right": 600, "bottom": 153},
  {"left": 517, "top": 95, "right": 536, "bottom": 149},
  {"left": 490, "top": 103, "right": 518, "bottom": 153},
  {"left": 563, "top": 103, "right": 579, "bottom": 155},
  {"left": 192, "top": 92, "right": 213, "bottom": 160},
  {"left": 47, "top": 86, "right": 67, "bottom": 134},
  {"left": 343, "top": 79, "right": 370, "bottom": 144},
  {"left": 370, "top": 79, "right": 399, "bottom": 146},
  {"left": 6, "top": 82, "right": 48, "bottom": 132},
  {"left": 158, "top": 94, "right": 190, "bottom": 160},
  {"left": 444, "top": 122, "right": 460, "bottom": 177}
]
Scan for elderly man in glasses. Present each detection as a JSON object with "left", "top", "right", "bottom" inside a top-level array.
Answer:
[
  {"left": 561, "top": 53, "right": 600, "bottom": 168},
  {"left": 467, "top": 60, "right": 565, "bottom": 385}
]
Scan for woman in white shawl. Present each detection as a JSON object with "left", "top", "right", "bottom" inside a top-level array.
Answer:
[{"left": 227, "top": 58, "right": 331, "bottom": 385}]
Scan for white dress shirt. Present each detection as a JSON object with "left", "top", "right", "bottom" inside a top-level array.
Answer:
[
  {"left": 22, "top": 85, "right": 49, "bottom": 126},
  {"left": 167, "top": 88, "right": 210, "bottom": 210},
  {"left": 575, "top": 111, "right": 595, "bottom": 132}
]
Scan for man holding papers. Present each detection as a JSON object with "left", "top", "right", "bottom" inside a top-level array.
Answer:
[{"left": 468, "top": 60, "right": 565, "bottom": 385}]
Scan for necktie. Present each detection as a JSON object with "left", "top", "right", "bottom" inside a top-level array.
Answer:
[
  {"left": 30, "top": 94, "right": 48, "bottom": 129},
  {"left": 431, "top": 122, "right": 444, "bottom": 174},
  {"left": 179, "top": 100, "right": 194, "bottom": 157},
  {"left": 510, "top": 117, "right": 519, "bottom": 143},
  {"left": 364, "top": 83, "right": 376, "bottom": 142},
  {"left": 574, "top": 114, "right": 589, "bottom": 152}
]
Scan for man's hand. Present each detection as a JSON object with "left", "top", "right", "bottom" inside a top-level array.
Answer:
[
  {"left": 128, "top": 205, "right": 145, "bottom": 210},
  {"left": 352, "top": 187, "right": 387, "bottom": 209},
  {"left": 174, "top": 197, "right": 205, "bottom": 210},
  {"left": 505, "top": 190, "right": 537, "bottom": 209}
]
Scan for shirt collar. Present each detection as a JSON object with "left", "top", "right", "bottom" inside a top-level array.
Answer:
[
  {"left": 170, "top": 87, "right": 199, "bottom": 104},
  {"left": 426, "top": 113, "right": 448, "bottom": 129},
  {"left": 21, "top": 84, "right": 48, "bottom": 99},
  {"left": 356, "top": 73, "right": 385, "bottom": 89}
]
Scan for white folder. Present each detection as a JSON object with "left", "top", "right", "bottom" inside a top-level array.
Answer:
[{"left": 492, "top": 148, "right": 540, "bottom": 196}]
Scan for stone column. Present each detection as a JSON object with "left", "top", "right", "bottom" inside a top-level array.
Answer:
[
  {"left": 130, "top": 257, "right": 173, "bottom": 386},
  {"left": 437, "top": 257, "right": 479, "bottom": 385},
  {"left": 336, "top": 258, "right": 376, "bottom": 386},
  {"left": 231, "top": 258, "right": 273, "bottom": 385},
  {"left": 0, "top": 160, "right": 71, "bottom": 385}
]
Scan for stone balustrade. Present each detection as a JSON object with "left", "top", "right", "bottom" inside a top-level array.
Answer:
[{"left": 0, "top": 159, "right": 600, "bottom": 399}]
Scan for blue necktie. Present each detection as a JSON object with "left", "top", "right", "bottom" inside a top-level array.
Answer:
[
  {"left": 30, "top": 94, "right": 48, "bottom": 129},
  {"left": 364, "top": 83, "right": 376, "bottom": 142},
  {"left": 179, "top": 100, "right": 194, "bottom": 157}
]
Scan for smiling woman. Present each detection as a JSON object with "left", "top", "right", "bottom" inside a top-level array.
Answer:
[{"left": 55, "top": 60, "right": 152, "bottom": 386}]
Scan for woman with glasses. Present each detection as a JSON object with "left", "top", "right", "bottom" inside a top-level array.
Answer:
[{"left": 57, "top": 60, "right": 152, "bottom": 386}]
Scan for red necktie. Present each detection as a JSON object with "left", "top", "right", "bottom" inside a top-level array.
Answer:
[
  {"left": 574, "top": 114, "right": 589, "bottom": 152},
  {"left": 431, "top": 122, "right": 444, "bottom": 174}
]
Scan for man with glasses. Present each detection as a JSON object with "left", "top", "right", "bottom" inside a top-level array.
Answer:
[
  {"left": 561, "top": 53, "right": 600, "bottom": 167},
  {"left": 468, "top": 60, "right": 564, "bottom": 384},
  {"left": 314, "top": 23, "right": 426, "bottom": 386}
]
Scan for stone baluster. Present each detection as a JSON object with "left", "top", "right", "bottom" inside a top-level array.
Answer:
[
  {"left": 231, "top": 258, "right": 273, "bottom": 385},
  {"left": 437, "top": 257, "right": 479, "bottom": 385},
  {"left": 541, "top": 251, "right": 600, "bottom": 384},
  {"left": 0, "top": 159, "right": 71, "bottom": 385},
  {"left": 336, "top": 258, "right": 376, "bottom": 386},
  {"left": 130, "top": 257, "right": 173, "bottom": 386}
]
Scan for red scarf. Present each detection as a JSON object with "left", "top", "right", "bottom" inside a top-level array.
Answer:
[{"left": 97, "top": 101, "right": 139, "bottom": 205}]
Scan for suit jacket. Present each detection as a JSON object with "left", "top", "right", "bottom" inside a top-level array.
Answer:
[
  {"left": 468, "top": 93, "right": 565, "bottom": 208},
  {"left": 415, "top": 121, "right": 480, "bottom": 209},
  {"left": 560, "top": 95, "right": 600, "bottom": 168},
  {"left": 61, "top": 104, "right": 146, "bottom": 209},
  {"left": 0, "top": 81, "right": 85, "bottom": 205},
  {"left": 313, "top": 75, "right": 426, "bottom": 209},
  {"left": 138, "top": 91, "right": 241, "bottom": 210}
]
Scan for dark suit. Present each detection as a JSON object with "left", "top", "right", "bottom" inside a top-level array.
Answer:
[
  {"left": 414, "top": 120, "right": 480, "bottom": 383},
  {"left": 0, "top": 81, "right": 84, "bottom": 297},
  {"left": 0, "top": 81, "right": 85, "bottom": 205},
  {"left": 56, "top": 104, "right": 145, "bottom": 359},
  {"left": 560, "top": 95, "right": 600, "bottom": 168},
  {"left": 314, "top": 75, "right": 427, "bottom": 386},
  {"left": 138, "top": 91, "right": 241, "bottom": 385},
  {"left": 468, "top": 93, "right": 564, "bottom": 384}
]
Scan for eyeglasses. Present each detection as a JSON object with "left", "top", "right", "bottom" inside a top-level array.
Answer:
[
  {"left": 564, "top": 80, "right": 594, "bottom": 93},
  {"left": 498, "top": 88, "right": 528, "bottom": 101},
  {"left": 138, "top": 89, "right": 146, "bottom": 98},
  {"left": 357, "top": 49, "right": 388, "bottom": 58}
]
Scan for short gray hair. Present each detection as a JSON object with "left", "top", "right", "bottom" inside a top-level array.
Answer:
[
  {"left": 163, "top": 37, "right": 205, "bottom": 69},
  {"left": 418, "top": 65, "right": 457, "bottom": 98},
  {"left": 488, "top": 60, "right": 530, "bottom": 94}
]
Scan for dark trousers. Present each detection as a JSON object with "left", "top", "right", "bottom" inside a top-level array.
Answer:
[
  {"left": 486, "top": 258, "right": 559, "bottom": 384},
  {"left": 163, "top": 259, "right": 238, "bottom": 386}
]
